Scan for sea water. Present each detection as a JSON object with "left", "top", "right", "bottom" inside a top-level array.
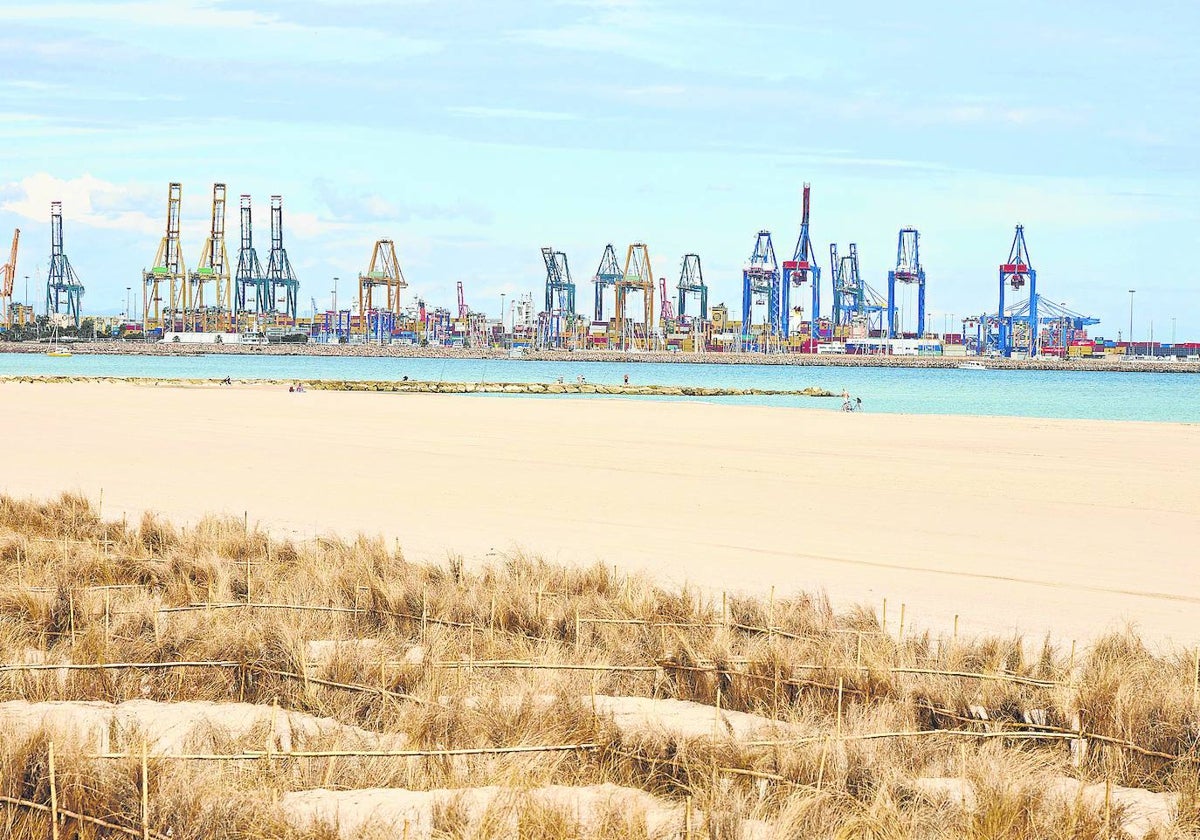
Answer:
[{"left": 1, "top": 353, "right": 1196, "bottom": 423}]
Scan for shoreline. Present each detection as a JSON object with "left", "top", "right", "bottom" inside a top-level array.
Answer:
[{"left": 3, "top": 339, "right": 1198, "bottom": 374}]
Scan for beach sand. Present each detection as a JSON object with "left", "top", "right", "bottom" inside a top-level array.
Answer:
[{"left": 3, "top": 380, "right": 1197, "bottom": 646}]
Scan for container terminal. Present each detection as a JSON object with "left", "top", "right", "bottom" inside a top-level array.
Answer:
[{"left": 2, "top": 181, "right": 1194, "bottom": 361}]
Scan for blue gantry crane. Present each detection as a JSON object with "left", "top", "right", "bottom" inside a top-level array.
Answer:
[
  {"left": 886, "top": 227, "right": 926, "bottom": 338},
  {"left": 782, "top": 183, "right": 820, "bottom": 339},
  {"left": 676, "top": 253, "right": 707, "bottom": 321},
  {"left": 995, "top": 224, "right": 1036, "bottom": 357},
  {"left": 264, "top": 195, "right": 299, "bottom": 320},
  {"left": 741, "top": 230, "right": 783, "bottom": 346},
  {"left": 592, "top": 244, "right": 622, "bottom": 321},
  {"left": 976, "top": 225, "right": 1097, "bottom": 357},
  {"left": 830, "top": 243, "right": 886, "bottom": 336},
  {"left": 234, "top": 194, "right": 268, "bottom": 320},
  {"left": 45, "top": 201, "right": 84, "bottom": 327},
  {"left": 540, "top": 246, "right": 576, "bottom": 347}
]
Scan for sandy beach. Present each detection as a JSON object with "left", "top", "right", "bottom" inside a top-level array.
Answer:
[{"left": 3, "top": 380, "right": 1197, "bottom": 646}]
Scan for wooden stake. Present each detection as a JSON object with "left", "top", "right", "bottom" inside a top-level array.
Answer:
[
  {"left": 836, "top": 676, "right": 844, "bottom": 738},
  {"left": 684, "top": 795, "right": 693, "bottom": 839},
  {"left": 952, "top": 614, "right": 959, "bottom": 647},
  {"left": 816, "top": 737, "right": 828, "bottom": 790},
  {"left": 141, "top": 740, "right": 149, "bottom": 840},
  {"left": 48, "top": 741, "right": 58, "bottom": 840},
  {"left": 1192, "top": 648, "right": 1199, "bottom": 706},
  {"left": 574, "top": 607, "right": 581, "bottom": 655},
  {"left": 881, "top": 598, "right": 887, "bottom": 633},
  {"left": 898, "top": 603, "right": 906, "bottom": 642},
  {"left": 768, "top": 586, "right": 775, "bottom": 643},
  {"left": 98, "top": 487, "right": 103, "bottom": 518},
  {"left": 855, "top": 632, "right": 863, "bottom": 674},
  {"left": 1104, "top": 778, "right": 1111, "bottom": 829}
]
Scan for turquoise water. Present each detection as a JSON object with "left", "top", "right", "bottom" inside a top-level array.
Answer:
[{"left": 1, "top": 353, "right": 1196, "bottom": 422}]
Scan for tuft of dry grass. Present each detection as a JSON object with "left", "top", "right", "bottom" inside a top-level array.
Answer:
[{"left": 0, "top": 492, "right": 1193, "bottom": 839}]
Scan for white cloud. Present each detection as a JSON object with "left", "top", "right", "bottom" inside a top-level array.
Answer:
[
  {"left": 0, "top": 0, "right": 439, "bottom": 63},
  {"left": 0, "top": 173, "right": 163, "bottom": 235},
  {"left": 448, "top": 106, "right": 578, "bottom": 122}
]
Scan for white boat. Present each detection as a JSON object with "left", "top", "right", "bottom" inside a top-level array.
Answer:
[
  {"left": 46, "top": 324, "right": 72, "bottom": 357},
  {"left": 957, "top": 361, "right": 987, "bottom": 371}
]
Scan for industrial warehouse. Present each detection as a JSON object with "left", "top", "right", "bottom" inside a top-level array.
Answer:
[{"left": 2, "top": 181, "right": 1191, "bottom": 361}]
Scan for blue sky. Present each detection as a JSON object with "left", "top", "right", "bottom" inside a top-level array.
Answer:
[{"left": 1, "top": 0, "right": 1196, "bottom": 340}]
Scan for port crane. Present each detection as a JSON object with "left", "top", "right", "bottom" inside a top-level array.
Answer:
[
  {"left": 540, "top": 246, "right": 576, "bottom": 348},
  {"left": 1, "top": 228, "right": 17, "bottom": 330},
  {"left": 188, "top": 183, "right": 232, "bottom": 332},
  {"left": 886, "top": 227, "right": 926, "bottom": 338},
  {"left": 592, "top": 244, "right": 622, "bottom": 321},
  {"left": 615, "top": 243, "right": 654, "bottom": 350},
  {"left": 676, "top": 253, "right": 707, "bottom": 322},
  {"left": 741, "top": 230, "right": 782, "bottom": 347},
  {"left": 830, "top": 242, "right": 886, "bottom": 337},
  {"left": 658, "top": 277, "right": 675, "bottom": 321},
  {"left": 234, "top": 194, "right": 268, "bottom": 323},
  {"left": 358, "top": 239, "right": 407, "bottom": 336},
  {"left": 782, "top": 183, "right": 820, "bottom": 339},
  {"left": 978, "top": 225, "right": 1097, "bottom": 357},
  {"left": 46, "top": 202, "right": 84, "bottom": 328},
  {"left": 264, "top": 195, "right": 299, "bottom": 320},
  {"left": 143, "top": 182, "right": 185, "bottom": 331}
]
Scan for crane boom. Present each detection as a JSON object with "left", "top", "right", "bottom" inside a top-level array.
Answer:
[{"left": 1, "top": 228, "right": 17, "bottom": 329}]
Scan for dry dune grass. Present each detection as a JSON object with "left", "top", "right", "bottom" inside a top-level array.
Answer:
[{"left": 0, "top": 492, "right": 1195, "bottom": 838}]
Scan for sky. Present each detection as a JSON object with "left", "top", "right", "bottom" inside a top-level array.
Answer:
[{"left": 1, "top": 0, "right": 1197, "bottom": 340}]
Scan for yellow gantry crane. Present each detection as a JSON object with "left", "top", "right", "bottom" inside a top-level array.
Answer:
[
  {"left": 143, "top": 182, "right": 186, "bottom": 332},
  {"left": 615, "top": 242, "right": 654, "bottom": 350},
  {"left": 0, "top": 228, "right": 17, "bottom": 330},
  {"left": 357, "top": 239, "right": 407, "bottom": 336},
  {"left": 188, "top": 184, "right": 232, "bottom": 332}
]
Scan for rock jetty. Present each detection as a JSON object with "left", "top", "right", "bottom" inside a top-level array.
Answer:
[{"left": 0, "top": 375, "right": 837, "bottom": 399}]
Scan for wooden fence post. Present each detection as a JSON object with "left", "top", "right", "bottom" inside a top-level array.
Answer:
[
  {"left": 48, "top": 740, "right": 58, "bottom": 840},
  {"left": 141, "top": 740, "right": 149, "bottom": 840}
]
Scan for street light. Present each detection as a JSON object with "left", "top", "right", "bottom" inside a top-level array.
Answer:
[{"left": 1128, "top": 289, "right": 1136, "bottom": 353}]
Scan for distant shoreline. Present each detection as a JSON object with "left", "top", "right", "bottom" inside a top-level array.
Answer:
[{"left": 2, "top": 340, "right": 1197, "bottom": 374}]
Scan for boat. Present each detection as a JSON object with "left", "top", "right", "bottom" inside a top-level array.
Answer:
[
  {"left": 957, "top": 361, "right": 987, "bottom": 371},
  {"left": 46, "top": 324, "right": 72, "bottom": 357}
]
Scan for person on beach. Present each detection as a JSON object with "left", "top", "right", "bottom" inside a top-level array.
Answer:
[
  {"left": 841, "top": 389, "right": 851, "bottom": 411},
  {"left": 221, "top": 376, "right": 232, "bottom": 386},
  {"left": 623, "top": 373, "right": 630, "bottom": 385}
]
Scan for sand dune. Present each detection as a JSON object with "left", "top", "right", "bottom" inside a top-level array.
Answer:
[{"left": 2, "top": 380, "right": 1197, "bottom": 645}]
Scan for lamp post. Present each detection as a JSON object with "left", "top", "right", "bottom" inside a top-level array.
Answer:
[
  {"left": 1128, "top": 289, "right": 1135, "bottom": 352},
  {"left": 125, "top": 287, "right": 131, "bottom": 324}
]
